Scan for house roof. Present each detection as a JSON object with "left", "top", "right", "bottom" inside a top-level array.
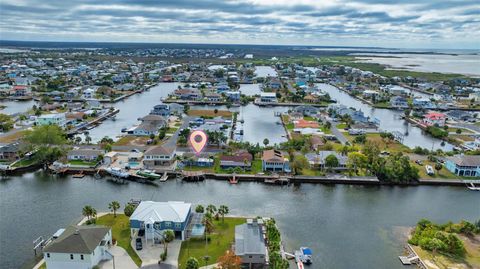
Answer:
[
  {"left": 130, "top": 201, "right": 191, "bottom": 223},
  {"left": 262, "top": 149, "right": 287, "bottom": 162},
  {"left": 43, "top": 225, "right": 110, "bottom": 254},
  {"left": 144, "top": 145, "right": 175, "bottom": 156},
  {"left": 294, "top": 119, "right": 319, "bottom": 129},
  {"left": 448, "top": 155, "right": 480, "bottom": 167},
  {"left": 235, "top": 223, "right": 266, "bottom": 256},
  {"left": 220, "top": 151, "right": 252, "bottom": 163}
]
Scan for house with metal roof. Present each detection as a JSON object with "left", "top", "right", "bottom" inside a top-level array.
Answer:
[
  {"left": 130, "top": 201, "right": 192, "bottom": 241},
  {"left": 445, "top": 155, "right": 480, "bottom": 177},
  {"left": 235, "top": 219, "right": 267, "bottom": 269},
  {"left": 43, "top": 225, "right": 112, "bottom": 269}
]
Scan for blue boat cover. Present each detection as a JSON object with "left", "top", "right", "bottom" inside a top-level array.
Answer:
[{"left": 302, "top": 248, "right": 312, "bottom": 255}]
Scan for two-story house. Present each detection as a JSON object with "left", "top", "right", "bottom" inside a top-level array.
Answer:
[
  {"left": 235, "top": 219, "right": 267, "bottom": 269},
  {"left": 35, "top": 113, "right": 67, "bottom": 128},
  {"left": 262, "top": 149, "right": 290, "bottom": 172},
  {"left": 130, "top": 201, "right": 192, "bottom": 241},
  {"left": 445, "top": 155, "right": 480, "bottom": 177},
  {"left": 43, "top": 225, "right": 112, "bottom": 269},
  {"left": 143, "top": 145, "right": 176, "bottom": 168}
]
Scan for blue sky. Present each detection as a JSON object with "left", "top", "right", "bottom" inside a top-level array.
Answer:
[{"left": 0, "top": 0, "right": 479, "bottom": 49}]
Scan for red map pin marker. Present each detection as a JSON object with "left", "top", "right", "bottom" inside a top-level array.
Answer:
[{"left": 189, "top": 130, "right": 207, "bottom": 154}]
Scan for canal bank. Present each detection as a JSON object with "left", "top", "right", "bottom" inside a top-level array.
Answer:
[{"left": 2, "top": 172, "right": 478, "bottom": 269}]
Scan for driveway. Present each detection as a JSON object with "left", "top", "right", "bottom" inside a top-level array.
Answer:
[
  {"left": 133, "top": 237, "right": 182, "bottom": 268},
  {"left": 99, "top": 246, "right": 138, "bottom": 269}
]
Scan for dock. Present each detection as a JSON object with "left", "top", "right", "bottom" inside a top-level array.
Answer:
[{"left": 399, "top": 244, "right": 427, "bottom": 269}]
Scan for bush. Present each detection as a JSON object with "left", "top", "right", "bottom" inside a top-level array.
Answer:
[{"left": 160, "top": 249, "right": 168, "bottom": 261}]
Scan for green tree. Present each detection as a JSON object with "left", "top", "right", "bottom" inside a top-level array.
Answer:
[
  {"left": 325, "top": 154, "right": 339, "bottom": 172},
  {"left": 195, "top": 205, "right": 204, "bottom": 213},
  {"left": 82, "top": 205, "right": 96, "bottom": 221},
  {"left": 347, "top": 152, "right": 368, "bottom": 175},
  {"left": 218, "top": 205, "right": 229, "bottom": 222},
  {"left": 162, "top": 229, "right": 175, "bottom": 252},
  {"left": 291, "top": 155, "right": 309, "bottom": 175},
  {"left": 0, "top": 114, "right": 14, "bottom": 131},
  {"left": 124, "top": 203, "right": 136, "bottom": 217},
  {"left": 186, "top": 257, "right": 200, "bottom": 269},
  {"left": 206, "top": 204, "right": 217, "bottom": 215},
  {"left": 108, "top": 201, "right": 120, "bottom": 217},
  {"left": 263, "top": 138, "right": 269, "bottom": 147}
]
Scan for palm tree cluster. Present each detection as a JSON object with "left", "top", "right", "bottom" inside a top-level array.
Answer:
[{"left": 82, "top": 205, "right": 97, "bottom": 222}]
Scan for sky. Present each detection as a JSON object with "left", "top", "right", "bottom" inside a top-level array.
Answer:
[{"left": 0, "top": 0, "right": 479, "bottom": 49}]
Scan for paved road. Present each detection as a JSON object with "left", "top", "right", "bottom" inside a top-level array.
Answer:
[
  {"left": 164, "top": 116, "right": 191, "bottom": 148},
  {"left": 329, "top": 122, "right": 348, "bottom": 144},
  {"left": 450, "top": 123, "right": 480, "bottom": 133}
]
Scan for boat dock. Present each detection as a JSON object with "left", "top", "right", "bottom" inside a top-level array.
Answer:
[{"left": 399, "top": 244, "right": 427, "bottom": 269}]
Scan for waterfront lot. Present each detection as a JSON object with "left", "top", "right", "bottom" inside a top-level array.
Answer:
[{"left": 177, "top": 217, "right": 245, "bottom": 269}]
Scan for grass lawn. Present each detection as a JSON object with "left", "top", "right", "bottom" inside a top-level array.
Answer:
[
  {"left": 114, "top": 136, "right": 150, "bottom": 146},
  {"left": 178, "top": 217, "right": 246, "bottom": 269},
  {"left": 447, "top": 127, "right": 473, "bottom": 134},
  {"left": 166, "top": 127, "right": 179, "bottom": 135},
  {"left": 412, "top": 234, "right": 480, "bottom": 269},
  {"left": 336, "top": 123, "right": 348, "bottom": 129},
  {"left": 300, "top": 168, "right": 326, "bottom": 176},
  {"left": 354, "top": 133, "right": 411, "bottom": 153},
  {"left": 286, "top": 123, "right": 294, "bottom": 130},
  {"left": 96, "top": 214, "right": 142, "bottom": 267},
  {"left": 451, "top": 134, "right": 475, "bottom": 142},
  {"left": 413, "top": 160, "right": 459, "bottom": 180},
  {"left": 188, "top": 109, "right": 232, "bottom": 118},
  {"left": 12, "top": 158, "right": 38, "bottom": 168},
  {"left": 212, "top": 158, "right": 262, "bottom": 175},
  {"left": 0, "top": 130, "right": 27, "bottom": 143}
]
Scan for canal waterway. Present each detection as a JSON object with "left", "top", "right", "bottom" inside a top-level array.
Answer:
[
  {"left": 0, "top": 99, "right": 35, "bottom": 115},
  {"left": 86, "top": 83, "right": 181, "bottom": 142},
  {"left": 317, "top": 83, "right": 454, "bottom": 150},
  {"left": 1, "top": 172, "right": 478, "bottom": 269}
]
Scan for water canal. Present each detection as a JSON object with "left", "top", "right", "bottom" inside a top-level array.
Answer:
[
  {"left": 317, "top": 83, "right": 454, "bottom": 150},
  {"left": 1, "top": 172, "right": 478, "bottom": 269}
]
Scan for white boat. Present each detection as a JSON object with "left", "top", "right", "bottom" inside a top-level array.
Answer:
[
  {"left": 465, "top": 181, "right": 480, "bottom": 191},
  {"left": 425, "top": 165, "right": 434, "bottom": 176},
  {"left": 105, "top": 167, "right": 130, "bottom": 178}
]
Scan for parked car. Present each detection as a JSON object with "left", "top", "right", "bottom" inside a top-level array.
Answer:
[
  {"left": 415, "top": 160, "right": 423, "bottom": 165},
  {"left": 136, "top": 238, "right": 143, "bottom": 250}
]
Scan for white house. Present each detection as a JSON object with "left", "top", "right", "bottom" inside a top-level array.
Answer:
[
  {"left": 259, "top": 92, "right": 277, "bottom": 103},
  {"left": 43, "top": 225, "right": 112, "bottom": 269},
  {"left": 35, "top": 113, "right": 67, "bottom": 128},
  {"left": 143, "top": 145, "right": 176, "bottom": 168},
  {"left": 82, "top": 88, "right": 96, "bottom": 100}
]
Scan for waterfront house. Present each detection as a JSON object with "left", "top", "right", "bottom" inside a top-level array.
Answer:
[
  {"left": 0, "top": 142, "right": 20, "bottom": 162},
  {"left": 174, "top": 88, "right": 201, "bottom": 100},
  {"left": 11, "top": 85, "right": 29, "bottom": 96},
  {"left": 235, "top": 219, "right": 267, "bottom": 269},
  {"left": 305, "top": 151, "right": 348, "bottom": 171},
  {"left": 225, "top": 91, "right": 241, "bottom": 102},
  {"left": 267, "top": 78, "right": 282, "bottom": 89},
  {"left": 390, "top": 96, "right": 409, "bottom": 109},
  {"left": 35, "top": 113, "right": 67, "bottom": 128},
  {"left": 130, "top": 201, "right": 192, "bottom": 241},
  {"left": 446, "top": 110, "right": 474, "bottom": 122},
  {"left": 143, "top": 145, "right": 176, "bottom": 168},
  {"left": 82, "top": 88, "right": 96, "bottom": 100},
  {"left": 67, "top": 149, "right": 103, "bottom": 162},
  {"left": 303, "top": 94, "right": 319, "bottom": 103},
  {"left": 262, "top": 150, "right": 290, "bottom": 172},
  {"left": 259, "top": 92, "right": 277, "bottom": 103},
  {"left": 445, "top": 155, "right": 480, "bottom": 177},
  {"left": 42, "top": 225, "right": 112, "bottom": 269},
  {"left": 204, "top": 92, "right": 222, "bottom": 102},
  {"left": 181, "top": 153, "right": 214, "bottom": 167},
  {"left": 220, "top": 150, "right": 252, "bottom": 170},
  {"left": 422, "top": 112, "right": 446, "bottom": 127},
  {"left": 131, "top": 115, "right": 167, "bottom": 136},
  {"left": 413, "top": 98, "right": 436, "bottom": 109},
  {"left": 150, "top": 104, "right": 171, "bottom": 117},
  {"left": 293, "top": 105, "right": 319, "bottom": 117},
  {"left": 362, "top": 90, "right": 379, "bottom": 99},
  {"left": 384, "top": 85, "right": 408, "bottom": 96}
]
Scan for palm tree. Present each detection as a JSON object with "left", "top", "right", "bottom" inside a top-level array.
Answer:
[
  {"left": 108, "top": 201, "right": 120, "bottom": 217},
  {"left": 163, "top": 229, "right": 175, "bottom": 252},
  {"left": 202, "top": 213, "right": 215, "bottom": 239},
  {"left": 82, "top": 205, "right": 93, "bottom": 220},
  {"left": 263, "top": 138, "right": 269, "bottom": 147},
  {"left": 218, "top": 205, "right": 229, "bottom": 223},
  {"left": 85, "top": 135, "right": 92, "bottom": 144},
  {"left": 206, "top": 204, "right": 217, "bottom": 215}
]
